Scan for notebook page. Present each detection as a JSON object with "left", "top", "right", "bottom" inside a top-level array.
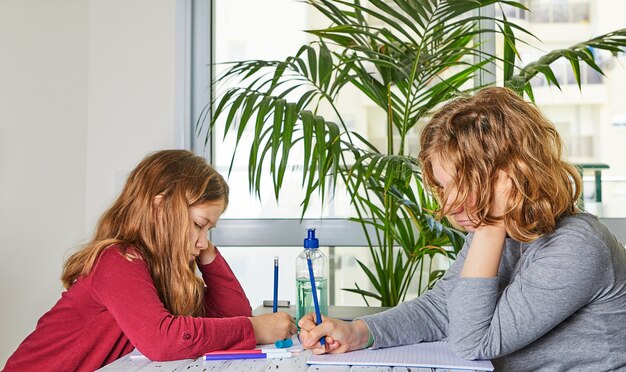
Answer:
[{"left": 306, "top": 341, "right": 494, "bottom": 371}]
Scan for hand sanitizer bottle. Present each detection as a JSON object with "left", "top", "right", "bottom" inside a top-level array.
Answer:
[{"left": 295, "top": 228, "right": 328, "bottom": 327}]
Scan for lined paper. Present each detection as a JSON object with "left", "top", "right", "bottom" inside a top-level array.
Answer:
[{"left": 306, "top": 341, "right": 493, "bottom": 371}]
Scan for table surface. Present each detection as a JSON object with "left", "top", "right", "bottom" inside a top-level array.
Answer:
[
  {"left": 97, "top": 349, "right": 468, "bottom": 372},
  {"left": 98, "top": 305, "right": 483, "bottom": 372}
]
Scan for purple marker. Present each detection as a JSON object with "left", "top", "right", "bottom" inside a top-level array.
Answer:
[{"left": 204, "top": 352, "right": 292, "bottom": 361}]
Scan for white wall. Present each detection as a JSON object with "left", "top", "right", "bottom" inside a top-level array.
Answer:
[
  {"left": 0, "top": 0, "right": 182, "bottom": 366},
  {"left": 84, "top": 1, "right": 181, "bottom": 233}
]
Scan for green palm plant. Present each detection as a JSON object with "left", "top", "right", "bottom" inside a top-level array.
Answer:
[{"left": 204, "top": 0, "right": 626, "bottom": 306}]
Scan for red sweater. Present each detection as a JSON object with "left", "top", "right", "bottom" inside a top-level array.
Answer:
[{"left": 3, "top": 245, "right": 256, "bottom": 371}]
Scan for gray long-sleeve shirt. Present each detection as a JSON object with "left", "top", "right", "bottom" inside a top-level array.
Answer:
[{"left": 360, "top": 213, "right": 626, "bottom": 371}]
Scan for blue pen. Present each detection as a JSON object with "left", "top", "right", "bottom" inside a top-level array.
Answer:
[
  {"left": 273, "top": 256, "right": 279, "bottom": 313},
  {"left": 306, "top": 250, "right": 325, "bottom": 346}
]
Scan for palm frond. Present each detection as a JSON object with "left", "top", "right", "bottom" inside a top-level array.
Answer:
[{"left": 509, "top": 29, "right": 626, "bottom": 96}]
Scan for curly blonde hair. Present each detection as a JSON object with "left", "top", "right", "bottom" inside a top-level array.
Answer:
[
  {"left": 62, "top": 150, "right": 229, "bottom": 316},
  {"left": 419, "top": 87, "right": 581, "bottom": 242}
]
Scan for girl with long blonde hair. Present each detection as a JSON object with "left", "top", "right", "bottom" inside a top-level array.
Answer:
[
  {"left": 298, "top": 87, "right": 626, "bottom": 371},
  {"left": 5, "top": 150, "right": 296, "bottom": 371}
]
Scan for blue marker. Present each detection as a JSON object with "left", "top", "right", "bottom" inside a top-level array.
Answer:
[
  {"left": 306, "top": 250, "right": 325, "bottom": 346},
  {"left": 273, "top": 256, "right": 279, "bottom": 313}
]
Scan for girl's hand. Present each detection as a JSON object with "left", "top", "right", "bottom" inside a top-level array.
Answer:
[
  {"left": 298, "top": 314, "right": 370, "bottom": 354},
  {"left": 487, "top": 170, "right": 513, "bottom": 228},
  {"left": 197, "top": 239, "right": 218, "bottom": 265},
  {"left": 248, "top": 312, "right": 297, "bottom": 345},
  {"left": 461, "top": 171, "right": 511, "bottom": 278}
]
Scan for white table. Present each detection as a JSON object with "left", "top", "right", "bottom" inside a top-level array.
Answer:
[
  {"left": 98, "top": 306, "right": 482, "bottom": 371},
  {"left": 97, "top": 350, "right": 472, "bottom": 372}
]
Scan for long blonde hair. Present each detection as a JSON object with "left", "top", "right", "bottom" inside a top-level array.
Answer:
[
  {"left": 419, "top": 87, "right": 581, "bottom": 242},
  {"left": 61, "top": 150, "right": 229, "bottom": 316}
]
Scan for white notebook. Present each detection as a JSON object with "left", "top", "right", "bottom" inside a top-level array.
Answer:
[{"left": 306, "top": 341, "right": 494, "bottom": 371}]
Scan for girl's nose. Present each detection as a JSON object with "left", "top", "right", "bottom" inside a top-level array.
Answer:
[{"left": 197, "top": 232, "right": 209, "bottom": 250}]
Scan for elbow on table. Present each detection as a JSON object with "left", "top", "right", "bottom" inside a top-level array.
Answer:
[
  {"left": 134, "top": 333, "right": 197, "bottom": 362},
  {"left": 448, "top": 340, "right": 483, "bottom": 360},
  {"left": 137, "top": 345, "right": 193, "bottom": 362},
  {"left": 447, "top": 335, "right": 499, "bottom": 361}
]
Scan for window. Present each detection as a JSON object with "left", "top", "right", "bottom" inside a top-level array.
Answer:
[
  {"left": 209, "top": 0, "right": 388, "bottom": 308},
  {"left": 513, "top": 0, "right": 626, "bottom": 216},
  {"left": 528, "top": 0, "right": 590, "bottom": 24},
  {"left": 502, "top": 0, "right": 529, "bottom": 20},
  {"left": 528, "top": 58, "right": 602, "bottom": 87},
  {"left": 192, "top": 0, "right": 626, "bottom": 309}
]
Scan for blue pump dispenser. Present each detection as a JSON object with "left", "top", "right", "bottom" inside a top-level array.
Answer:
[{"left": 304, "top": 228, "right": 319, "bottom": 249}]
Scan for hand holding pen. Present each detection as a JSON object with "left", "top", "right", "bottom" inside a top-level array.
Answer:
[
  {"left": 247, "top": 256, "right": 297, "bottom": 345},
  {"left": 298, "top": 315, "right": 371, "bottom": 355},
  {"left": 248, "top": 312, "right": 296, "bottom": 345}
]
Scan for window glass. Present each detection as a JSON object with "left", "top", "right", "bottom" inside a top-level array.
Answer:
[
  {"left": 502, "top": 0, "right": 529, "bottom": 19},
  {"left": 212, "top": 0, "right": 467, "bottom": 308},
  {"left": 529, "top": 0, "right": 551, "bottom": 22},
  {"left": 586, "top": 65, "right": 602, "bottom": 84},
  {"left": 216, "top": 0, "right": 326, "bottom": 219},
  {"left": 210, "top": 0, "right": 626, "bottom": 310},
  {"left": 528, "top": 0, "right": 590, "bottom": 24},
  {"left": 572, "top": 2, "right": 590, "bottom": 22},
  {"left": 552, "top": 0, "right": 569, "bottom": 22},
  {"left": 511, "top": 0, "right": 625, "bottom": 217},
  {"left": 213, "top": 0, "right": 376, "bottom": 307}
]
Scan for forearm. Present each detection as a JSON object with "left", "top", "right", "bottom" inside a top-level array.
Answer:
[
  {"left": 351, "top": 319, "right": 371, "bottom": 350},
  {"left": 199, "top": 248, "right": 251, "bottom": 317},
  {"left": 357, "top": 244, "right": 471, "bottom": 349},
  {"left": 460, "top": 226, "right": 506, "bottom": 278},
  {"left": 359, "top": 291, "right": 449, "bottom": 348},
  {"left": 131, "top": 314, "right": 255, "bottom": 360}
]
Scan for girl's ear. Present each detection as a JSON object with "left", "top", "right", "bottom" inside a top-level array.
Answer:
[{"left": 153, "top": 194, "right": 163, "bottom": 207}]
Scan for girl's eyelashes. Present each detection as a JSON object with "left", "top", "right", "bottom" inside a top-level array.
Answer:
[{"left": 194, "top": 222, "right": 215, "bottom": 231}]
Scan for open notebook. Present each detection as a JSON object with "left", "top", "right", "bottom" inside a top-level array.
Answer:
[{"left": 307, "top": 341, "right": 494, "bottom": 371}]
